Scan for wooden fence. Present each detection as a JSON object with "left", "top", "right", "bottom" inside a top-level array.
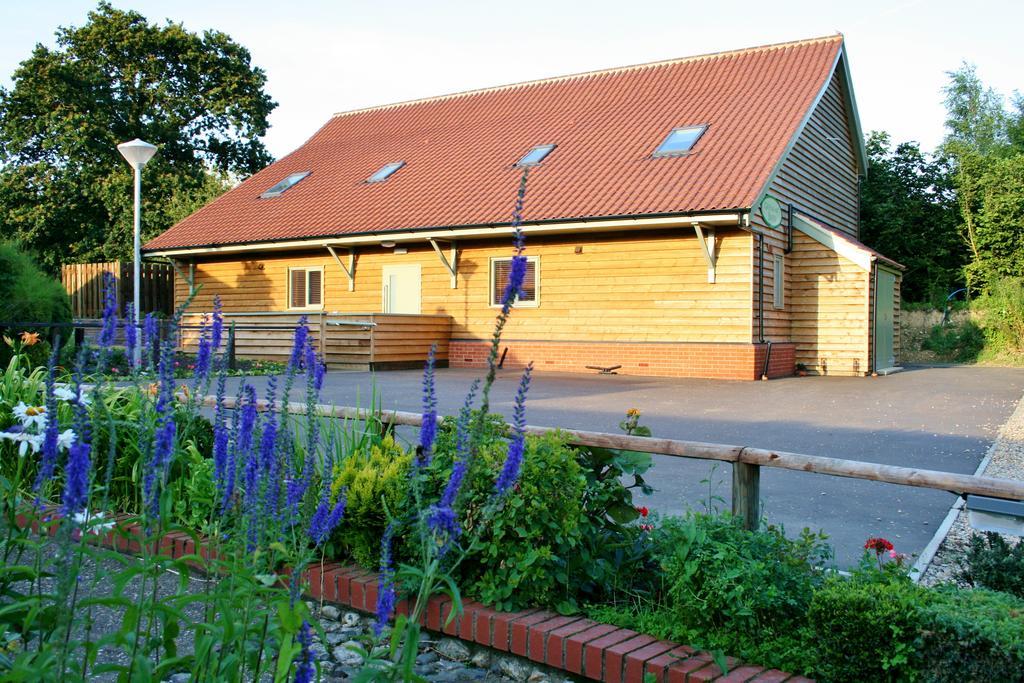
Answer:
[
  {"left": 201, "top": 394, "right": 1024, "bottom": 533},
  {"left": 62, "top": 261, "right": 174, "bottom": 318},
  {"left": 179, "top": 312, "right": 452, "bottom": 371}
]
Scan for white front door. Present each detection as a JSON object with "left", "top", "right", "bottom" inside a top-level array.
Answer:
[{"left": 382, "top": 264, "right": 421, "bottom": 314}]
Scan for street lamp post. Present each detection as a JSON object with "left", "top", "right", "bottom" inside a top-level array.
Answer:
[{"left": 117, "top": 138, "right": 158, "bottom": 365}]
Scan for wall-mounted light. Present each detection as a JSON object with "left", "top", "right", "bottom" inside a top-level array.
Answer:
[{"left": 380, "top": 241, "right": 396, "bottom": 249}]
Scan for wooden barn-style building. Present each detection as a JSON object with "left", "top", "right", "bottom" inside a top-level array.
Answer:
[{"left": 145, "top": 34, "right": 902, "bottom": 379}]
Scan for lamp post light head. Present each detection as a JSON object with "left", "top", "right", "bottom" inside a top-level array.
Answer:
[{"left": 117, "top": 138, "right": 158, "bottom": 169}]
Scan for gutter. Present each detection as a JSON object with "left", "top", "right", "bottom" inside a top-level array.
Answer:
[{"left": 144, "top": 212, "right": 746, "bottom": 258}]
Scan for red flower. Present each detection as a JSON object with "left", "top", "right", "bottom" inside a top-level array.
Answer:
[
  {"left": 864, "top": 537, "right": 894, "bottom": 553},
  {"left": 636, "top": 506, "right": 649, "bottom": 518}
]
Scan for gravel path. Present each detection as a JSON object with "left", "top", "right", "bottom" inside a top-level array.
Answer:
[{"left": 919, "top": 389, "right": 1024, "bottom": 585}]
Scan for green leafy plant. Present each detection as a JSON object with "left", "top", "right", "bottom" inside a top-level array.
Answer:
[
  {"left": 330, "top": 436, "right": 413, "bottom": 567},
  {"left": 806, "top": 576, "right": 924, "bottom": 682},
  {"left": 921, "top": 319, "right": 985, "bottom": 362},
  {"left": 956, "top": 531, "right": 1024, "bottom": 597},
  {"left": 916, "top": 586, "right": 1024, "bottom": 682},
  {"left": 463, "top": 431, "right": 586, "bottom": 611}
]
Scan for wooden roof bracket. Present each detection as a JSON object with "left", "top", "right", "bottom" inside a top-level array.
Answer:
[
  {"left": 428, "top": 238, "right": 458, "bottom": 288},
  {"left": 692, "top": 222, "right": 717, "bottom": 283},
  {"left": 326, "top": 245, "right": 355, "bottom": 291}
]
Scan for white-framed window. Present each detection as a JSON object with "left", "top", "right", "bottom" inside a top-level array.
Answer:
[
  {"left": 489, "top": 256, "right": 539, "bottom": 308},
  {"left": 773, "top": 253, "right": 785, "bottom": 309},
  {"left": 288, "top": 267, "right": 324, "bottom": 310}
]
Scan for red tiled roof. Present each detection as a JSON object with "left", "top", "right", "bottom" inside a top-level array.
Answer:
[{"left": 146, "top": 35, "right": 845, "bottom": 251}]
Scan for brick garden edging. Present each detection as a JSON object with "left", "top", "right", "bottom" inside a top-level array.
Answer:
[{"left": 19, "top": 513, "right": 810, "bottom": 683}]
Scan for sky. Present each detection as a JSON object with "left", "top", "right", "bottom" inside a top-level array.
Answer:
[{"left": 1, "top": 0, "right": 1022, "bottom": 160}]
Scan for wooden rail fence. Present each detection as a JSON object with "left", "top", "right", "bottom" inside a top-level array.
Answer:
[
  {"left": 62, "top": 261, "right": 174, "bottom": 318},
  {"left": 201, "top": 394, "right": 1024, "bottom": 531}
]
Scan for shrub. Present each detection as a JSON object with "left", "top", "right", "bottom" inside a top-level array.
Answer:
[
  {"left": 921, "top": 320, "right": 984, "bottom": 362},
  {"left": 460, "top": 430, "right": 586, "bottom": 611},
  {"left": 329, "top": 435, "right": 412, "bottom": 567},
  {"left": 976, "top": 276, "right": 1024, "bottom": 356},
  {"left": 917, "top": 587, "right": 1024, "bottom": 682},
  {"left": 806, "top": 576, "right": 924, "bottom": 682},
  {"left": 561, "top": 410, "right": 658, "bottom": 606},
  {"left": 956, "top": 531, "right": 1024, "bottom": 598},
  {"left": 656, "top": 513, "right": 832, "bottom": 638},
  {"left": 0, "top": 243, "right": 71, "bottom": 367}
]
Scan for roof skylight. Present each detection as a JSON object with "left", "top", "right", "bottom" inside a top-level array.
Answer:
[
  {"left": 260, "top": 171, "right": 310, "bottom": 198},
  {"left": 367, "top": 161, "right": 405, "bottom": 183},
  {"left": 516, "top": 144, "right": 556, "bottom": 167},
  {"left": 653, "top": 125, "right": 708, "bottom": 157}
]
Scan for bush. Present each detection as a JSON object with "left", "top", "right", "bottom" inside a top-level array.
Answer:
[
  {"left": 458, "top": 430, "right": 586, "bottom": 611},
  {"left": 956, "top": 531, "right": 1024, "bottom": 598},
  {"left": 976, "top": 276, "right": 1024, "bottom": 356},
  {"left": 806, "top": 576, "right": 924, "bottom": 682},
  {"left": 329, "top": 435, "right": 412, "bottom": 567},
  {"left": 921, "top": 320, "right": 985, "bottom": 362},
  {"left": 917, "top": 587, "right": 1024, "bottom": 682},
  {"left": 0, "top": 242, "right": 71, "bottom": 367},
  {"left": 656, "top": 513, "right": 831, "bottom": 637}
]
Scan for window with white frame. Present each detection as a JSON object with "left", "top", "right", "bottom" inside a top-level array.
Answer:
[
  {"left": 289, "top": 267, "right": 323, "bottom": 310},
  {"left": 490, "top": 256, "right": 539, "bottom": 307},
  {"left": 773, "top": 253, "right": 785, "bottom": 309}
]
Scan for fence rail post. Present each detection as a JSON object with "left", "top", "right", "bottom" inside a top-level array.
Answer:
[
  {"left": 732, "top": 460, "right": 760, "bottom": 530},
  {"left": 226, "top": 321, "right": 237, "bottom": 371}
]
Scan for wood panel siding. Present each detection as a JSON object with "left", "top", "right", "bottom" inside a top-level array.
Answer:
[
  {"left": 173, "top": 229, "right": 754, "bottom": 345},
  {"left": 747, "top": 65, "right": 862, "bottom": 345},
  {"left": 789, "top": 230, "right": 870, "bottom": 375}
]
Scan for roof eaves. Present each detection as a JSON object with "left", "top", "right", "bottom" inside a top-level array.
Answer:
[{"left": 143, "top": 208, "right": 749, "bottom": 255}]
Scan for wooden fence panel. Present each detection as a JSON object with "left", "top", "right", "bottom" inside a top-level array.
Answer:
[{"left": 62, "top": 261, "right": 174, "bottom": 318}]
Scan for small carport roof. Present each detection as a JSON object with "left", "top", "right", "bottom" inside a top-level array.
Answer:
[{"left": 145, "top": 34, "right": 858, "bottom": 253}]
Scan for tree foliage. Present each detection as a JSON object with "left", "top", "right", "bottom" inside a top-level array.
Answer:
[
  {"left": 0, "top": 3, "right": 275, "bottom": 272},
  {"left": 941, "top": 63, "right": 1024, "bottom": 290},
  {"left": 859, "top": 131, "right": 962, "bottom": 303}
]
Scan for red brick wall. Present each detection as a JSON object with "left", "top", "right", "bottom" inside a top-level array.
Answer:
[{"left": 450, "top": 340, "right": 796, "bottom": 380}]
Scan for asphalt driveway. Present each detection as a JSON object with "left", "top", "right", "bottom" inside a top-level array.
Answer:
[{"left": 230, "top": 365, "right": 1024, "bottom": 567}]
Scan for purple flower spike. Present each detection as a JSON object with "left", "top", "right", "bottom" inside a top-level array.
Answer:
[
  {"left": 61, "top": 441, "right": 92, "bottom": 516},
  {"left": 495, "top": 363, "right": 533, "bottom": 494},
  {"left": 289, "top": 318, "right": 309, "bottom": 371},
  {"left": 141, "top": 313, "right": 158, "bottom": 370},
  {"left": 123, "top": 304, "right": 138, "bottom": 368},
  {"left": 309, "top": 489, "right": 346, "bottom": 545},
  {"left": 417, "top": 346, "right": 437, "bottom": 466},
  {"left": 98, "top": 272, "right": 118, "bottom": 350},
  {"left": 211, "top": 296, "right": 224, "bottom": 351},
  {"left": 293, "top": 620, "right": 315, "bottom": 683},
  {"left": 374, "top": 524, "right": 396, "bottom": 636}
]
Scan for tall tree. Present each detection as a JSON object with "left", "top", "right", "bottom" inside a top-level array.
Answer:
[
  {"left": 941, "top": 63, "right": 1024, "bottom": 290},
  {"left": 859, "top": 131, "right": 963, "bottom": 303},
  {"left": 0, "top": 2, "right": 275, "bottom": 272}
]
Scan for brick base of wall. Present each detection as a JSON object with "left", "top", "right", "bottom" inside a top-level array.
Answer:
[{"left": 450, "top": 340, "right": 797, "bottom": 380}]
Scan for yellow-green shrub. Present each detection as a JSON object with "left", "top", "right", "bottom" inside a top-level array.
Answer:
[{"left": 330, "top": 435, "right": 412, "bottom": 566}]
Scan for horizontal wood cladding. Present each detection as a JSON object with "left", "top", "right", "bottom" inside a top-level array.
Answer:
[
  {"left": 789, "top": 231, "right": 870, "bottom": 375},
  {"left": 173, "top": 229, "right": 754, "bottom": 344}
]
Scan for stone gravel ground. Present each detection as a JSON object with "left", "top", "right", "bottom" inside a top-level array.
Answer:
[
  {"left": 306, "top": 604, "right": 576, "bottom": 682},
  {"left": 919, "top": 389, "right": 1024, "bottom": 586}
]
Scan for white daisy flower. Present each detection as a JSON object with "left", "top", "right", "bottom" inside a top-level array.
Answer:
[
  {"left": 71, "top": 510, "right": 115, "bottom": 534},
  {"left": 52, "top": 385, "right": 91, "bottom": 406},
  {"left": 12, "top": 402, "right": 47, "bottom": 430},
  {"left": 57, "top": 429, "right": 77, "bottom": 451},
  {"left": 0, "top": 429, "right": 43, "bottom": 457}
]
